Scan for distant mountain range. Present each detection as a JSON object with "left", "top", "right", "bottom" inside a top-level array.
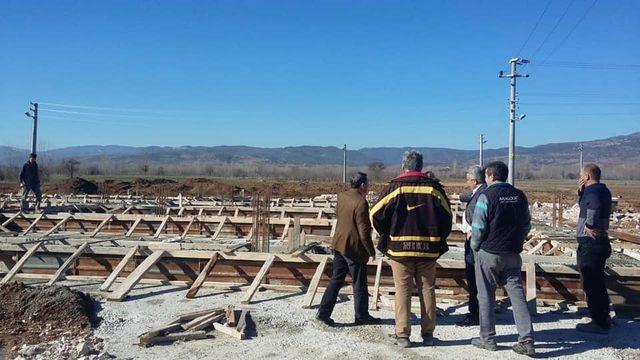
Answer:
[{"left": 1, "top": 132, "right": 639, "bottom": 167}]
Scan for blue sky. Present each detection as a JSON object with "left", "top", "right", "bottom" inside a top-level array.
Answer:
[{"left": 1, "top": 0, "right": 638, "bottom": 150}]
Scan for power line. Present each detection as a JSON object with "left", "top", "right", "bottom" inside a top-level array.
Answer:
[
  {"left": 540, "top": 0, "right": 599, "bottom": 64},
  {"left": 516, "top": 0, "right": 553, "bottom": 56},
  {"left": 532, "top": 61, "right": 640, "bottom": 71},
  {"left": 38, "top": 101, "right": 195, "bottom": 115},
  {"left": 529, "top": 0, "right": 576, "bottom": 60},
  {"left": 41, "top": 115, "right": 155, "bottom": 127},
  {"left": 39, "top": 108, "right": 178, "bottom": 121}
]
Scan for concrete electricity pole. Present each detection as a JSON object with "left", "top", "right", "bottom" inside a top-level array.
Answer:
[
  {"left": 25, "top": 102, "right": 39, "bottom": 154},
  {"left": 578, "top": 143, "right": 584, "bottom": 171},
  {"left": 479, "top": 133, "right": 487, "bottom": 167},
  {"left": 499, "top": 58, "right": 529, "bottom": 185},
  {"left": 342, "top": 144, "right": 347, "bottom": 183}
]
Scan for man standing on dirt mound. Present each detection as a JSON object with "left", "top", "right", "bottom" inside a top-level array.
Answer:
[
  {"left": 370, "top": 150, "right": 452, "bottom": 348},
  {"left": 315, "top": 172, "right": 381, "bottom": 327},
  {"left": 575, "top": 163, "right": 613, "bottom": 334},
  {"left": 20, "top": 153, "right": 42, "bottom": 212}
]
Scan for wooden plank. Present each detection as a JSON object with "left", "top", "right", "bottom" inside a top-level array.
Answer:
[
  {"left": 176, "top": 308, "right": 224, "bottom": 322},
  {"left": 213, "top": 322, "right": 245, "bottom": 340},
  {"left": 154, "top": 215, "right": 171, "bottom": 238},
  {"left": 180, "top": 216, "right": 197, "bottom": 239},
  {"left": 0, "top": 242, "right": 43, "bottom": 284},
  {"left": 301, "top": 256, "right": 328, "bottom": 308},
  {"left": 241, "top": 254, "right": 276, "bottom": 304},
  {"left": 183, "top": 312, "right": 225, "bottom": 331},
  {"left": 140, "top": 331, "right": 210, "bottom": 346},
  {"left": 225, "top": 305, "right": 237, "bottom": 327},
  {"left": 369, "top": 257, "right": 384, "bottom": 310},
  {"left": 107, "top": 250, "right": 166, "bottom": 301},
  {"left": 212, "top": 217, "right": 227, "bottom": 240},
  {"left": 236, "top": 309, "right": 249, "bottom": 334},
  {"left": 46, "top": 242, "right": 89, "bottom": 285},
  {"left": 186, "top": 252, "right": 220, "bottom": 298},
  {"left": 22, "top": 213, "right": 45, "bottom": 235},
  {"left": 526, "top": 261, "right": 537, "bottom": 315},
  {"left": 1, "top": 211, "right": 22, "bottom": 228},
  {"left": 43, "top": 214, "right": 73, "bottom": 237},
  {"left": 91, "top": 214, "right": 113, "bottom": 238},
  {"left": 125, "top": 217, "right": 143, "bottom": 237},
  {"left": 280, "top": 218, "right": 290, "bottom": 241},
  {"left": 99, "top": 245, "right": 140, "bottom": 291}
]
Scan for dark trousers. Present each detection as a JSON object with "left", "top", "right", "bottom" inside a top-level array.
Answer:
[
  {"left": 464, "top": 241, "right": 479, "bottom": 319},
  {"left": 577, "top": 239, "right": 612, "bottom": 328},
  {"left": 21, "top": 185, "right": 42, "bottom": 211},
  {"left": 317, "top": 251, "right": 369, "bottom": 321}
]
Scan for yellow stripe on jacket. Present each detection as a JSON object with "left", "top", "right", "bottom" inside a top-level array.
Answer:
[{"left": 370, "top": 185, "right": 452, "bottom": 223}]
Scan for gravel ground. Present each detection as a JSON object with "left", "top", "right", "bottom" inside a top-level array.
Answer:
[{"left": 52, "top": 280, "right": 640, "bottom": 360}]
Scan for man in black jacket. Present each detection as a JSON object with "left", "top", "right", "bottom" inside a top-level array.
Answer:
[
  {"left": 575, "top": 164, "right": 612, "bottom": 334},
  {"left": 456, "top": 165, "right": 486, "bottom": 327},
  {"left": 20, "top": 153, "right": 41, "bottom": 211},
  {"left": 470, "top": 161, "right": 534, "bottom": 356}
]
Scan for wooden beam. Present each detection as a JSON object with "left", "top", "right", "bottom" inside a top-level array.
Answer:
[
  {"left": 90, "top": 214, "right": 113, "bottom": 238},
  {"left": 241, "top": 254, "right": 276, "bottom": 304},
  {"left": 301, "top": 256, "right": 328, "bottom": 308},
  {"left": 43, "top": 214, "right": 73, "bottom": 237},
  {"left": 212, "top": 217, "right": 227, "bottom": 240},
  {"left": 225, "top": 305, "right": 237, "bottom": 327},
  {"left": 46, "top": 242, "right": 89, "bottom": 285},
  {"left": 154, "top": 215, "right": 171, "bottom": 238},
  {"left": 99, "top": 245, "right": 140, "bottom": 291},
  {"left": 107, "top": 250, "right": 166, "bottom": 301},
  {"left": 0, "top": 242, "right": 43, "bottom": 284},
  {"left": 1, "top": 211, "right": 22, "bottom": 228},
  {"left": 526, "top": 261, "right": 537, "bottom": 315},
  {"left": 280, "top": 218, "right": 291, "bottom": 241},
  {"left": 369, "top": 257, "right": 384, "bottom": 310},
  {"left": 181, "top": 216, "right": 197, "bottom": 240},
  {"left": 125, "top": 217, "right": 143, "bottom": 237},
  {"left": 186, "top": 252, "right": 220, "bottom": 298},
  {"left": 22, "top": 213, "right": 45, "bottom": 235},
  {"left": 213, "top": 322, "right": 245, "bottom": 340}
]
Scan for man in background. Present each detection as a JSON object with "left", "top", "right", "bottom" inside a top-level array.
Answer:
[
  {"left": 576, "top": 164, "right": 613, "bottom": 334},
  {"left": 456, "top": 165, "right": 486, "bottom": 327},
  {"left": 470, "top": 161, "right": 534, "bottom": 356},
  {"left": 20, "top": 153, "right": 42, "bottom": 212},
  {"left": 316, "top": 172, "right": 380, "bottom": 326},
  {"left": 371, "top": 150, "right": 452, "bottom": 348}
]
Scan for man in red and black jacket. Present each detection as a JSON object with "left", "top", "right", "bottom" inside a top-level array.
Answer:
[{"left": 370, "top": 150, "right": 452, "bottom": 348}]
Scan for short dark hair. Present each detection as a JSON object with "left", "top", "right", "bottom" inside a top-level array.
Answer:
[
  {"left": 484, "top": 161, "right": 508, "bottom": 182},
  {"left": 350, "top": 172, "right": 368, "bottom": 189},
  {"left": 583, "top": 163, "right": 601, "bottom": 181},
  {"left": 402, "top": 150, "right": 423, "bottom": 171},
  {"left": 29, "top": 153, "right": 37, "bottom": 159}
]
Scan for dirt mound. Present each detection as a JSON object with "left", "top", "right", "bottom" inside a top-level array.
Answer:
[
  {"left": 0, "top": 282, "right": 99, "bottom": 354},
  {"left": 43, "top": 177, "right": 98, "bottom": 194}
]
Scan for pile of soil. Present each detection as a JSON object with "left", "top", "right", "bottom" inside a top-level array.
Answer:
[
  {"left": 43, "top": 177, "right": 98, "bottom": 195},
  {"left": 0, "top": 282, "right": 99, "bottom": 354}
]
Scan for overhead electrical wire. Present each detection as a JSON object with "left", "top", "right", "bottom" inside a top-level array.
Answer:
[
  {"left": 529, "top": 0, "right": 576, "bottom": 60},
  {"left": 539, "top": 0, "right": 599, "bottom": 64},
  {"left": 516, "top": 0, "right": 553, "bottom": 56}
]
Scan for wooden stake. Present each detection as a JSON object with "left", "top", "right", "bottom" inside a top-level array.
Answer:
[
  {"left": 301, "top": 256, "right": 328, "bottom": 308},
  {"left": 107, "top": 250, "right": 166, "bottom": 301},
  {"left": 369, "top": 257, "right": 383, "bottom": 310},
  {"left": 99, "top": 245, "right": 139, "bottom": 291},
  {"left": 22, "top": 213, "right": 45, "bottom": 235},
  {"left": 90, "top": 214, "right": 113, "bottom": 238},
  {"left": 241, "top": 254, "right": 276, "bottom": 304},
  {"left": 526, "top": 261, "right": 537, "bottom": 315},
  {"left": 44, "top": 214, "right": 73, "bottom": 237},
  {"left": 186, "top": 252, "right": 220, "bottom": 298},
  {"left": 46, "top": 242, "right": 89, "bottom": 285},
  {"left": 0, "top": 242, "right": 43, "bottom": 284}
]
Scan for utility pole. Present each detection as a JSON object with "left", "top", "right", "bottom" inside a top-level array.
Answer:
[
  {"left": 499, "top": 58, "right": 529, "bottom": 185},
  {"left": 25, "top": 102, "right": 39, "bottom": 154},
  {"left": 479, "top": 133, "right": 487, "bottom": 167},
  {"left": 578, "top": 143, "right": 584, "bottom": 171},
  {"left": 342, "top": 144, "right": 347, "bottom": 183}
]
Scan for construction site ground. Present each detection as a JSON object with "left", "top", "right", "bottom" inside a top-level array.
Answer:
[{"left": 8, "top": 278, "right": 637, "bottom": 360}]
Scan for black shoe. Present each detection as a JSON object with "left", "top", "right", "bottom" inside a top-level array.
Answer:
[
  {"left": 395, "top": 336, "right": 411, "bottom": 348},
  {"left": 315, "top": 313, "right": 335, "bottom": 327},
  {"left": 455, "top": 315, "right": 479, "bottom": 327},
  {"left": 512, "top": 342, "right": 535, "bottom": 357},
  {"left": 422, "top": 334, "right": 434, "bottom": 346},
  {"left": 471, "top": 337, "right": 497, "bottom": 351},
  {"left": 354, "top": 315, "right": 382, "bottom": 326}
]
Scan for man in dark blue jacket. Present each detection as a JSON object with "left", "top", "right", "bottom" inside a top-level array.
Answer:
[
  {"left": 470, "top": 161, "right": 534, "bottom": 356},
  {"left": 20, "top": 153, "right": 42, "bottom": 211},
  {"left": 456, "top": 165, "right": 486, "bottom": 327},
  {"left": 575, "top": 164, "right": 612, "bottom": 334}
]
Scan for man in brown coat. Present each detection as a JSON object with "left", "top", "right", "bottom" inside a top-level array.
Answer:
[{"left": 316, "top": 172, "right": 381, "bottom": 326}]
